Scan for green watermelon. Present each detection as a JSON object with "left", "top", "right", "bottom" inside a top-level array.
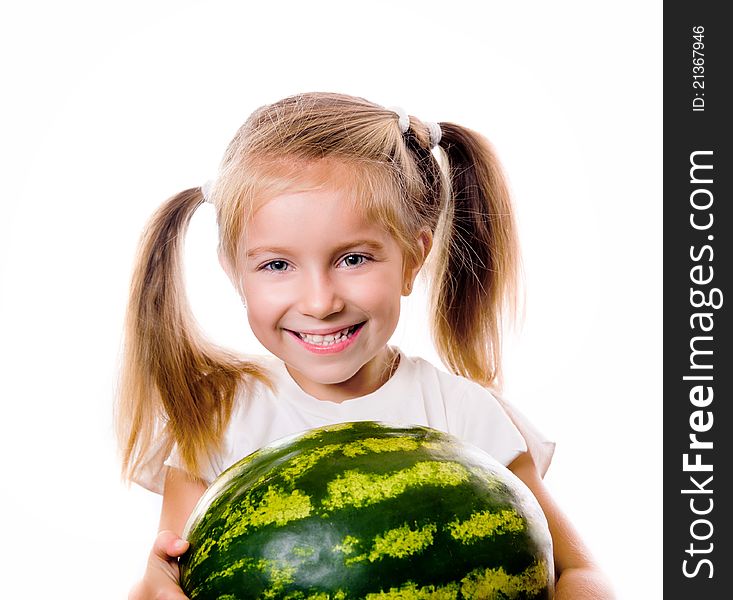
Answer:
[{"left": 179, "top": 421, "right": 554, "bottom": 599}]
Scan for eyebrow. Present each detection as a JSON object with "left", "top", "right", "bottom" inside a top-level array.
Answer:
[{"left": 246, "top": 239, "right": 386, "bottom": 259}]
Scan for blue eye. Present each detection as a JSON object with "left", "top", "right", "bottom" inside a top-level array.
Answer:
[
  {"left": 260, "top": 255, "right": 369, "bottom": 272},
  {"left": 263, "top": 260, "right": 289, "bottom": 272},
  {"left": 340, "top": 254, "right": 368, "bottom": 268}
]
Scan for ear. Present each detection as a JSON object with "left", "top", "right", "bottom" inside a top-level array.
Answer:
[{"left": 402, "top": 228, "right": 433, "bottom": 296}]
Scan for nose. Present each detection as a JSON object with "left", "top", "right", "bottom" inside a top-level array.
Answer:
[{"left": 297, "top": 271, "right": 345, "bottom": 319}]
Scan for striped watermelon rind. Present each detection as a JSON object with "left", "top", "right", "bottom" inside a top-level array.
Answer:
[{"left": 179, "top": 421, "right": 554, "bottom": 599}]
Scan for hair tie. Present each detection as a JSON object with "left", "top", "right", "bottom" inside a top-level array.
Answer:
[
  {"left": 388, "top": 106, "right": 441, "bottom": 150},
  {"left": 388, "top": 106, "right": 410, "bottom": 133},
  {"left": 201, "top": 180, "right": 214, "bottom": 203},
  {"left": 425, "top": 121, "right": 442, "bottom": 149}
]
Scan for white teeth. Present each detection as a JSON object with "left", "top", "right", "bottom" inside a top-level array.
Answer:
[{"left": 297, "top": 325, "right": 356, "bottom": 345}]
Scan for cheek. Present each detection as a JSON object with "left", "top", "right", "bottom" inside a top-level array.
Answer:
[
  {"left": 242, "top": 281, "right": 288, "bottom": 331},
  {"left": 350, "top": 274, "right": 403, "bottom": 316},
  {"left": 244, "top": 302, "right": 273, "bottom": 336}
]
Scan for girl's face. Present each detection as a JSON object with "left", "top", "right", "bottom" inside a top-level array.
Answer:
[{"left": 235, "top": 182, "right": 427, "bottom": 402}]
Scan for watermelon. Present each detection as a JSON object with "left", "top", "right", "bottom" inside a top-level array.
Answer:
[{"left": 179, "top": 421, "right": 554, "bottom": 599}]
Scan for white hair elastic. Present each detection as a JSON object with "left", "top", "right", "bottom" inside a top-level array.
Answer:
[
  {"left": 201, "top": 180, "right": 214, "bottom": 203},
  {"left": 389, "top": 106, "right": 410, "bottom": 133},
  {"left": 388, "top": 106, "right": 441, "bottom": 149},
  {"left": 425, "top": 120, "right": 442, "bottom": 149}
]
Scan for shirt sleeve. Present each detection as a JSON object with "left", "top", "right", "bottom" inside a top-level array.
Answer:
[
  {"left": 130, "top": 374, "right": 263, "bottom": 494},
  {"left": 446, "top": 380, "right": 528, "bottom": 467},
  {"left": 131, "top": 437, "right": 227, "bottom": 495},
  {"left": 445, "top": 379, "right": 555, "bottom": 477},
  {"left": 129, "top": 433, "right": 172, "bottom": 495},
  {"left": 163, "top": 443, "right": 227, "bottom": 488},
  {"left": 493, "top": 394, "right": 556, "bottom": 478}
]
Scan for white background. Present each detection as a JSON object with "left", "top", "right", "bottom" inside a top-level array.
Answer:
[{"left": 0, "top": 2, "right": 661, "bottom": 598}]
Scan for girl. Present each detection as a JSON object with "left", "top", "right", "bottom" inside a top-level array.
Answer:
[{"left": 117, "top": 92, "right": 614, "bottom": 599}]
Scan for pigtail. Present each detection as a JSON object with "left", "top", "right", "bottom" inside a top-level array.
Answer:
[
  {"left": 429, "top": 123, "right": 519, "bottom": 390},
  {"left": 116, "top": 188, "right": 270, "bottom": 483}
]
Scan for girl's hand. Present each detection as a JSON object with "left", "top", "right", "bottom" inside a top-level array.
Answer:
[{"left": 129, "top": 530, "right": 190, "bottom": 600}]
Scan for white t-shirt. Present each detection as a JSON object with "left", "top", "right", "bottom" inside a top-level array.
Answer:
[{"left": 133, "top": 348, "right": 554, "bottom": 494}]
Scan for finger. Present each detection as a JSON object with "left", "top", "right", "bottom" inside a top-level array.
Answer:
[
  {"left": 151, "top": 530, "right": 190, "bottom": 560},
  {"left": 129, "top": 580, "right": 190, "bottom": 600},
  {"left": 153, "top": 592, "right": 190, "bottom": 600}
]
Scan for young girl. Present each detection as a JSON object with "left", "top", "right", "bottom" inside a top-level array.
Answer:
[{"left": 117, "top": 92, "right": 614, "bottom": 599}]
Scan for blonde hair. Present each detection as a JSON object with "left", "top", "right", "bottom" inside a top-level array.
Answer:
[{"left": 116, "top": 92, "right": 519, "bottom": 482}]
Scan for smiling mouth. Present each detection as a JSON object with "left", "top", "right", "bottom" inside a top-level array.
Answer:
[{"left": 288, "top": 322, "right": 365, "bottom": 347}]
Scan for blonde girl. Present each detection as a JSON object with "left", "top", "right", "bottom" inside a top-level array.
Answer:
[{"left": 117, "top": 92, "right": 614, "bottom": 599}]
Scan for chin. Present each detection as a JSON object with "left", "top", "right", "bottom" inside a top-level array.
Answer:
[{"left": 304, "top": 361, "right": 362, "bottom": 384}]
